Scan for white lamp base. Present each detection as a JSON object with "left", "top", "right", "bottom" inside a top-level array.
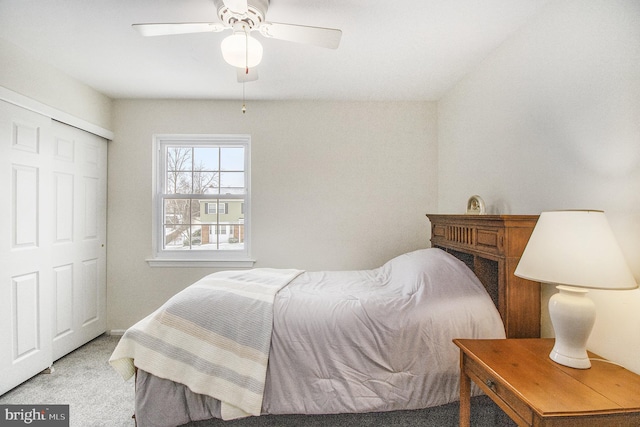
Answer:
[{"left": 548, "top": 285, "right": 596, "bottom": 369}]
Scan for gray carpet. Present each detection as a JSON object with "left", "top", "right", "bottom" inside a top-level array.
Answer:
[
  {"left": 0, "top": 334, "right": 135, "bottom": 426},
  {"left": 0, "top": 334, "right": 515, "bottom": 426}
]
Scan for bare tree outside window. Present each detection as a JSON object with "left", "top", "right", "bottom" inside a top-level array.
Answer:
[{"left": 162, "top": 145, "right": 245, "bottom": 251}]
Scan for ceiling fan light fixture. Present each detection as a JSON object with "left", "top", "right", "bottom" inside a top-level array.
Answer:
[{"left": 221, "top": 32, "right": 263, "bottom": 68}]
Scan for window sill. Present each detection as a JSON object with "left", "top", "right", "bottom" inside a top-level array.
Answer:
[{"left": 146, "top": 258, "right": 256, "bottom": 268}]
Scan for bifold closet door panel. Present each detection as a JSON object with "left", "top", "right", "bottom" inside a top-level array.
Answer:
[
  {"left": 50, "top": 121, "right": 107, "bottom": 361},
  {"left": 0, "top": 100, "right": 54, "bottom": 395}
]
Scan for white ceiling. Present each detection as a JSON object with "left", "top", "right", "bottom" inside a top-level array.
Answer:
[{"left": 0, "top": 0, "right": 551, "bottom": 101}]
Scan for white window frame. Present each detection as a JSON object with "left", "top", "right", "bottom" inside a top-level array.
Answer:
[{"left": 147, "top": 134, "right": 254, "bottom": 268}]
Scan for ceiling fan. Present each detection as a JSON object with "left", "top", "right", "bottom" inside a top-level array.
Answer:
[{"left": 132, "top": 0, "right": 342, "bottom": 82}]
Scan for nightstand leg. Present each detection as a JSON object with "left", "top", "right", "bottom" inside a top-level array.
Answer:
[{"left": 459, "top": 352, "right": 471, "bottom": 427}]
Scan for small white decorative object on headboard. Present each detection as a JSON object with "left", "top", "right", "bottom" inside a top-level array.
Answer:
[{"left": 466, "top": 195, "right": 486, "bottom": 215}]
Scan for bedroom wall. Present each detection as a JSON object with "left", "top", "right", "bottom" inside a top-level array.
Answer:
[
  {"left": 0, "top": 38, "right": 112, "bottom": 130},
  {"left": 107, "top": 99, "right": 437, "bottom": 330},
  {"left": 437, "top": 0, "right": 640, "bottom": 372}
]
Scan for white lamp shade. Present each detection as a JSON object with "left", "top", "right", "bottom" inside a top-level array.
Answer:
[
  {"left": 221, "top": 33, "right": 263, "bottom": 68},
  {"left": 514, "top": 210, "right": 637, "bottom": 290}
]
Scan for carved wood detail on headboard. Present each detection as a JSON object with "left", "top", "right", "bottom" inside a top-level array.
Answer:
[{"left": 426, "top": 214, "right": 541, "bottom": 339}]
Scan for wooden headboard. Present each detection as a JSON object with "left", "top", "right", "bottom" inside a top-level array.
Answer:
[{"left": 426, "top": 214, "right": 540, "bottom": 338}]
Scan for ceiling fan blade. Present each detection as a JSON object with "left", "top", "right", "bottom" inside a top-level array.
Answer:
[
  {"left": 132, "top": 23, "right": 226, "bottom": 37},
  {"left": 223, "top": 0, "right": 248, "bottom": 15},
  {"left": 237, "top": 67, "right": 259, "bottom": 82},
  {"left": 259, "top": 22, "right": 342, "bottom": 49}
]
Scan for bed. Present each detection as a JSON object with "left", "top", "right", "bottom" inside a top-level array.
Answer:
[{"left": 110, "top": 214, "right": 540, "bottom": 427}]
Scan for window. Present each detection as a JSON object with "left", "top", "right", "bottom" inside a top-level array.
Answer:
[
  {"left": 206, "top": 202, "right": 227, "bottom": 215},
  {"left": 148, "top": 135, "right": 253, "bottom": 267}
]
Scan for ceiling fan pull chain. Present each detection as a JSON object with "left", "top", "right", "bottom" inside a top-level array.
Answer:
[{"left": 242, "top": 81, "right": 246, "bottom": 114}]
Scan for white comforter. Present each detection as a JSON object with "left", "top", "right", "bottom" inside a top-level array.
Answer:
[{"left": 131, "top": 248, "right": 506, "bottom": 426}]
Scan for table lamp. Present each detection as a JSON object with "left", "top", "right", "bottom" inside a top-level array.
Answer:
[{"left": 514, "top": 210, "right": 637, "bottom": 369}]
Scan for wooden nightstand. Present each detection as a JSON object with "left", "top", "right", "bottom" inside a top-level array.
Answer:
[{"left": 453, "top": 339, "right": 640, "bottom": 427}]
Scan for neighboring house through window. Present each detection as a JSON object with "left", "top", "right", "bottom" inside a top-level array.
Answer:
[
  {"left": 206, "top": 202, "right": 229, "bottom": 215},
  {"left": 148, "top": 134, "right": 253, "bottom": 267}
]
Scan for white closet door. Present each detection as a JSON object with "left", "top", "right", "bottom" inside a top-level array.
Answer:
[
  {"left": 50, "top": 121, "right": 107, "bottom": 361},
  {"left": 0, "top": 102, "right": 108, "bottom": 395},
  {"left": 0, "top": 101, "right": 54, "bottom": 395}
]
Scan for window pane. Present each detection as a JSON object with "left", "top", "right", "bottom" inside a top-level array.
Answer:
[
  {"left": 164, "top": 225, "right": 190, "bottom": 250},
  {"left": 164, "top": 199, "right": 190, "bottom": 224},
  {"left": 190, "top": 199, "right": 213, "bottom": 224},
  {"left": 220, "top": 172, "right": 245, "bottom": 193},
  {"left": 167, "top": 147, "right": 192, "bottom": 171},
  {"left": 167, "top": 171, "right": 193, "bottom": 194},
  {"left": 220, "top": 147, "right": 244, "bottom": 171},
  {"left": 193, "top": 171, "right": 218, "bottom": 194},
  {"left": 194, "top": 147, "right": 219, "bottom": 171},
  {"left": 218, "top": 199, "right": 241, "bottom": 220}
]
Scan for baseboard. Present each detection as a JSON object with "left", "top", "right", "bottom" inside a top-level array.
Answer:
[{"left": 108, "top": 329, "right": 127, "bottom": 336}]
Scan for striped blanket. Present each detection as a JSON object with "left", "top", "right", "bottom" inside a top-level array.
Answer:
[{"left": 109, "top": 268, "right": 303, "bottom": 420}]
